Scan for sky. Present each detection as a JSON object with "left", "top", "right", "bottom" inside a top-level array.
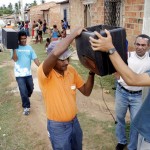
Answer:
[{"left": 0, "top": 0, "right": 62, "bottom": 7}]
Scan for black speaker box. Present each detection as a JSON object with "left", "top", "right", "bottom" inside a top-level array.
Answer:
[
  {"left": 75, "top": 25, "right": 127, "bottom": 76},
  {"left": 2, "top": 28, "right": 18, "bottom": 49}
]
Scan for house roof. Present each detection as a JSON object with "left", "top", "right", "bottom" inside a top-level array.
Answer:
[
  {"left": 40, "top": 8, "right": 50, "bottom": 11},
  {"left": 31, "top": 2, "right": 56, "bottom": 10},
  {"left": 56, "top": 0, "right": 69, "bottom": 4},
  {"left": 2, "top": 15, "right": 15, "bottom": 19}
]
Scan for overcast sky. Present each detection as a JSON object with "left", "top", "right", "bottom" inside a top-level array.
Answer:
[{"left": 0, "top": 0, "right": 62, "bottom": 7}]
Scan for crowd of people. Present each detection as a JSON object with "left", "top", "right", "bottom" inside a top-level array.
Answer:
[
  {"left": 16, "top": 18, "right": 70, "bottom": 47},
  {"left": 10, "top": 16, "right": 150, "bottom": 150}
]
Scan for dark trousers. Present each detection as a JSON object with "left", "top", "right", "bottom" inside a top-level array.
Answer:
[
  {"left": 47, "top": 116, "right": 83, "bottom": 150},
  {"left": 16, "top": 76, "right": 34, "bottom": 108}
]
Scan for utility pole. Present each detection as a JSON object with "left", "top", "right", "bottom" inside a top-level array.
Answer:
[{"left": 20, "top": 0, "right": 24, "bottom": 21}]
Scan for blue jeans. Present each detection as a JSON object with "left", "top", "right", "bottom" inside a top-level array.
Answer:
[
  {"left": 115, "top": 84, "right": 142, "bottom": 150},
  {"left": 16, "top": 76, "right": 34, "bottom": 108},
  {"left": 25, "top": 28, "right": 30, "bottom": 36},
  {"left": 47, "top": 116, "right": 83, "bottom": 150}
]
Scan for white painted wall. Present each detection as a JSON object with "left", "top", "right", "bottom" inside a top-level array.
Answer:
[{"left": 142, "top": 0, "right": 150, "bottom": 36}]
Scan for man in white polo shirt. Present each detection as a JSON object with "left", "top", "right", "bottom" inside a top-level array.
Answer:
[{"left": 114, "top": 34, "right": 150, "bottom": 150}]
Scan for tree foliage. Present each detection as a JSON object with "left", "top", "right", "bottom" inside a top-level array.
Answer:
[
  {"left": 0, "top": 3, "right": 14, "bottom": 15},
  {"left": 41, "top": 0, "right": 45, "bottom": 4},
  {"left": 0, "top": 0, "right": 38, "bottom": 16}
]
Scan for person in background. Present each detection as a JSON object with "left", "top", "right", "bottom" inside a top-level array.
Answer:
[
  {"left": 20, "top": 21, "right": 25, "bottom": 31},
  {"left": 90, "top": 30, "right": 150, "bottom": 150},
  {"left": 32, "top": 21, "right": 36, "bottom": 39},
  {"left": 38, "top": 21, "right": 43, "bottom": 43},
  {"left": 37, "top": 27, "right": 95, "bottom": 150},
  {"left": 60, "top": 27, "right": 66, "bottom": 39},
  {"left": 28, "top": 21, "right": 32, "bottom": 37},
  {"left": 45, "top": 38, "right": 50, "bottom": 53},
  {"left": 61, "top": 20, "right": 64, "bottom": 29},
  {"left": 24, "top": 21, "right": 29, "bottom": 36},
  {"left": 17, "top": 22, "right": 22, "bottom": 31},
  {"left": 43, "top": 19, "right": 47, "bottom": 34},
  {"left": 66, "top": 25, "right": 71, "bottom": 35},
  {"left": 63, "top": 18, "right": 68, "bottom": 29},
  {"left": 34, "top": 24, "right": 39, "bottom": 44},
  {"left": 50, "top": 24, "right": 60, "bottom": 41},
  {"left": 11, "top": 30, "right": 40, "bottom": 115}
]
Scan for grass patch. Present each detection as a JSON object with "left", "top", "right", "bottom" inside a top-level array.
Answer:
[
  {"left": 78, "top": 113, "right": 116, "bottom": 150},
  {"left": 0, "top": 50, "right": 11, "bottom": 65},
  {"left": 0, "top": 51, "right": 48, "bottom": 150}
]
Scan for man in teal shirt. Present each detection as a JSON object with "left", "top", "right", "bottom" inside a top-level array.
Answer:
[{"left": 11, "top": 31, "right": 40, "bottom": 115}]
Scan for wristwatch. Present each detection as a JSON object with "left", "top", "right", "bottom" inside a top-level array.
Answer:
[
  {"left": 89, "top": 71, "right": 95, "bottom": 76},
  {"left": 107, "top": 47, "right": 116, "bottom": 55}
]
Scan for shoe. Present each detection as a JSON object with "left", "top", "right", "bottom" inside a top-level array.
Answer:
[
  {"left": 112, "top": 87, "right": 116, "bottom": 90},
  {"left": 116, "top": 143, "right": 127, "bottom": 150},
  {"left": 23, "top": 108, "right": 30, "bottom": 115}
]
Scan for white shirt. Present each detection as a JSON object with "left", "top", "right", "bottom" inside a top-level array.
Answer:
[{"left": 118, "top": 51, "right": 150, "bottom": 91}]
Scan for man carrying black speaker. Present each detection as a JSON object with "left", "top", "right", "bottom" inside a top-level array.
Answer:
[{"left": 11, "top": 30, "right": 40, "bottom": 115}]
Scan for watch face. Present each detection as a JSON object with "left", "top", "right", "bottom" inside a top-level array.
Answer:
[
  {"left": 108, "top": 48, "right": 116, "bottom": 54},
  {"left": 110, "top": 49, "right": 113, "bottom": 54}
]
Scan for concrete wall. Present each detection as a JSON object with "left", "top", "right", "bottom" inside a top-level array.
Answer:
[{"left": 142, "top": 0, "right": 150, "bottom": 36}]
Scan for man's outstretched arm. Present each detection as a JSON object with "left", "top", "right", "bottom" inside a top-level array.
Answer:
[{"left": 89, "top": 30, "right": 150, "bottom": 86}]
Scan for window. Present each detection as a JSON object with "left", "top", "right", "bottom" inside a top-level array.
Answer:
[
  {"left": 84, "top": 4, "right": 91, "bottom": 27},
  {"left": 64, "top": 9, "right": 67, "bottom": 20},
  {"left": 104, "top": 0, "right": 121, "bottom": 26}
]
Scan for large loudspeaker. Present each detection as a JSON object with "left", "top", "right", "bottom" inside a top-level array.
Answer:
[
  {"left": 75, "top": 25, "right": 127, "bottom": 76},
  {"left": 2, "top": 28, "right": 18, "bottom": 49}
]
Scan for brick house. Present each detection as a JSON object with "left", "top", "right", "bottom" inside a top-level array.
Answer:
[
  {"left": 29, "top": 2, "right": 56, "bottom": 22},
  {"left": 29, "top": 2, "right": 61, "bottom": 29},
  {"left": 69, "top": 0, "right": 147, "bottom": 50},
  {"left": 48, "top": 5, "right": 62, "bottom": 29},
  {"left": 57, "top": 0, "right": 70, "bottom": 25}
]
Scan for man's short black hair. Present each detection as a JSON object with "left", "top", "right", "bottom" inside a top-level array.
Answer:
[
  {"left": 18, "top": 30, "right": 27, "bottom": 41},
  {"left": 136, "top": 34, "right": 150, "bottom": 45}
]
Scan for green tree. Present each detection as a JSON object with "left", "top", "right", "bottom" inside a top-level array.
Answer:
[
  {"left": 18, "top": 1, "right": 21, "bottom": 10},
  {"left": 33, "top": 0, "right": 37, "bottom": 6},
  {"left": 2, "top": 5, "right": 6, "bottom": 10},
  {"left": 0, "top": 3, "right": 13, "bottom": 15},
  {"left": 24, "top": 3, "right": 29, "bottom": 10},
  {"left": 15, "top": 3, "right": 19, "bottom": 13},
  {"left": 8, "top": 3, "right": 13, "bottom": 11},
  {"left": 41, "top": 0, "right": 45, "bottom": 3}
]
